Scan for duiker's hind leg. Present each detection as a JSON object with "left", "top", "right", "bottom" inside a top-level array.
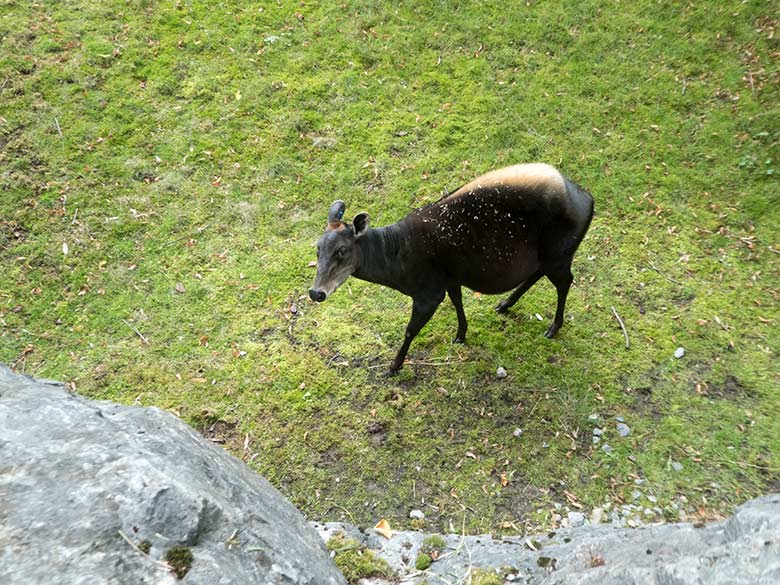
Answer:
[
  {"left": 495, "top": 270, "right": 543, "bottom": 314},
  {"left": 544, "top": 263, "right": 574, "bottom": 338},
  {"left": 447, "top": 286, "right": 468, "bottom": 343}
]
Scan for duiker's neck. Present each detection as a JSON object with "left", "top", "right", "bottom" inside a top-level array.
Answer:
[{"left": 353, "top": 224, "right": 406, "bottom": 290}]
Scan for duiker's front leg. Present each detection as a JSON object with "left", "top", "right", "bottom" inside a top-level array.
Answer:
[{"left": 390, "top": 291, "right": 445, "bottom": 373}]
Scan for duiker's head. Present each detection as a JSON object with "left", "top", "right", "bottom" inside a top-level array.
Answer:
[{"left": 309, "top": 200, "right": 370, "bottom": 302}]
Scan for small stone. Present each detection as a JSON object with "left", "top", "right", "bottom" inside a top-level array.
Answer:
[
  {"left": 647, "top": 495, "right": 657, "bottom": 503},
  {"left": 674, "top": 347, "right": 685, "bottom": 359},
  {"left": 634, "top": 478, "right": 645, "bottom": 486},
  {"left": 592, "top": 436, "right": 601, "bottom": 445},
  {"left": 632, "top": 490, "right": 642, "bottom": 500},
  {"left": 588, "top": 413, "right": 600, "bottom": 421},
  {"left": 602, "top": 444, "right": 613, "bottom": 454},
  {"left": 590, "top": 508, "right": 605, "bottom": 525},
  {"left": 592, "top": 427, "right": 604, "bottom": 436},
  {"left": 616, "top": 423, "right": 631, "bottom": 437},
  {"left": 616, "top": 416, "right": 625, "bottom": 423},
  {"left": 671, "top": 461, "right": 684, "bottom": 472},
  {"left": 409, "top": 509, "right": 425, "bottom": 520},
  {"left": 496, "top": 366, "right": 508, "bottom": 379},
  {"left": 310, "top": 135, "right": 337, "bottom": 149},
  {"left": 567, "top": 511, "right": 586, "bottom": 527},
  {"left": 512, "top": 427, "right": 523, "bottom": 438}
]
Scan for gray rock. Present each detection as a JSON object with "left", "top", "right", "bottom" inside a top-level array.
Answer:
[
  {"left": 616, "top": 422, "right": 631, "bottom": 437},
  {"left": 409, "top": 509, "right": 425, "bottom": 520},
  {"left": 672, "top": 461, "right": 684, "bottom": 472},
  {"left": 496, "top": 366, "right": 508, "bottom": 379},
  {"left": 316, "top": 495, "right": 780, "bottom": 585},
  {"left": 0, "top": 365, "right": 345, "bottom": 585},
  {"left": 602, "top": 443, "right": 613, "bottom": 453},
  {"left": 674, "top": 347, "right": 686, "bottom": 359},
  {"left": 513, "top": 427, "right": 523, "bottom": 438},
  {"left": 590, "top": 508, "right": 605, "bottom": 525},
  {"left": 567, "top": 511, "right": 586, "bottom": 527},
  {"left": 592, "top": 427, "right": 604, "bottom": 436}
]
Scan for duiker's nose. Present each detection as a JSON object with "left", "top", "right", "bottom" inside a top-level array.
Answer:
[{"left": 309, "top": 289, "right": 326, "bottom": 302}]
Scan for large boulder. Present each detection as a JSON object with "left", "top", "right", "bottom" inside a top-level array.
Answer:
[{"left": 0, "top": 365, "right": 345, "bottom": 585}]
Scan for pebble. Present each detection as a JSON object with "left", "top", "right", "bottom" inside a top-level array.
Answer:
[
  {"left": 588, "top": 413, "right": 600, "bottom": 421},
  {"left": 616, "top": 423, "right": 631, "bottom": 437},
  {"left": 632, "top": 490, "right": 642, "bottom": 500},
  {"left": 591, "top": 508, "right": 605, "bottom": 525},
  {"left": 674, "top": 347, "right": 685, "bottom": 359},
  {"left": 592, "top": 436, "right": 601, "bottom": 445},
  {"left": 496, "top": 366, "right": 508, "bottom": 379},
  {"left": 647, "top": 495, "right": 657, "bottom": 504},
  {"left": 602, "top": 444, "right": 613, "bottom": 454},
  {"left": 592, "top": 428, "right": 604, "bottom": 436},
  {"left": 616, "top": 416, "right": 625, "bottom": 423},
  {"left": 671, "top": 461, "right": 684, "bottom": 472},
  {"left": 409, "top": 509, "right": 425, "bottom": 520},
  {"left": 512, "top": 427, "right": 523, "bottom": 438},
  {"left": 634, "top": 478, "right": 645, "bottom": 486}
]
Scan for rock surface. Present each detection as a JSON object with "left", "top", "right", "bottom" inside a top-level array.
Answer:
[
  {"left": 314, "top": 494, "right": 780, "bottom": 585},
  {"left": 0, "top": 365, "right": 345, "bottom": 585}
]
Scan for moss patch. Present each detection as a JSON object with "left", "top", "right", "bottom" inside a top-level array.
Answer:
[
  {"left": 326, "top": 534, "right": 394, "bottom": 584},
  {"left": 164, "top": 546, "right": 193, "bottom": 580}
]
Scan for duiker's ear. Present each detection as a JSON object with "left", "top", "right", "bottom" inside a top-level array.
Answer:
[
  {"left": 328, "top": 200, "right": 346, "bottom": 223},
  {"left": 353, "top": 212, "right": 370, "bottom": 238}
]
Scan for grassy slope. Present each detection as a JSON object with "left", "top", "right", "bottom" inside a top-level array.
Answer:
[{"left": 1, "top": 0, "right": 778, "bottom": 533}]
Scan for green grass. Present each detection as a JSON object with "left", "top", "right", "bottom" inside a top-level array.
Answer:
[{"left": 1, "top": 0, "right": 778, "bottom": 534}]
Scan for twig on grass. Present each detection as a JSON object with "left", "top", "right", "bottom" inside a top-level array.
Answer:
[
  {"left": 122, "top": 319, "right": 149, "bottom": 344},
  {"left": 611, "top": 306, "right": 630, "bottom": 349},
  {"left": 161, "top": 224, "right": 210, "bottom": 248},
  {"left": 720, "top": 459, "right": 780, "bottom": 473},
  {"left": 366, "top": 359, "right": 473, "bottom": 369}
]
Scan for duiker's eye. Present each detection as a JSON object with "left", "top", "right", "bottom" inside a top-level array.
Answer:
[{"left": 336, "top": 248, "right": 346, "bottom": 258}]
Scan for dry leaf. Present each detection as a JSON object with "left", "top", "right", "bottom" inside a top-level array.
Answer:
[{"left": 374, "top": 518, "right": 393, "bottom": 539}]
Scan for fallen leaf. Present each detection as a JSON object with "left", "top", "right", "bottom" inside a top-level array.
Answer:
[
  {"left": 191, "top": 377, "right": 207, "bottom": 383},
  {"left": 174, "top": 282, "right": 185, "bottom": 294},
  {"left": 374, "top": 518, "right": 393, "bottom": 539}
]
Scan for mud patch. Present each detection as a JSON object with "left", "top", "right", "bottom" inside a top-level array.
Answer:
[
  {"left": 194, "top": 412, "right": 240, "bottom": 446},
  {"left": 707, "top": 375, "right": 753, "bottom": 400}
]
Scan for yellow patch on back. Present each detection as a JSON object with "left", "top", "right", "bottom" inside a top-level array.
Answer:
[{"left": 446, "top": 163, "right": 566, "bottom": 201}]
